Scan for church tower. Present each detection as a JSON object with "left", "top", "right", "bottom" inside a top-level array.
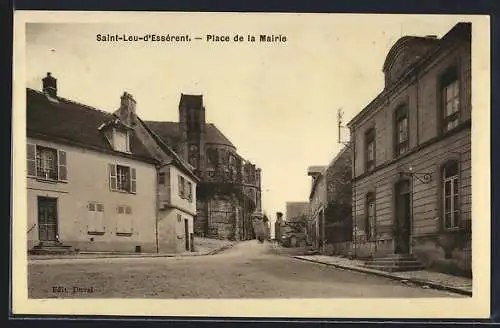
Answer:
[{"left": 178, "top": 94, "right": 206, "bottom": 174}]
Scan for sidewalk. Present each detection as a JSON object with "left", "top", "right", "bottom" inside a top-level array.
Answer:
[
  {"left": 293, "top": 255, "right": 472, "bottom": 296},
  {"left": 29, "top": 241, "right": 235, "bottom": 261}
]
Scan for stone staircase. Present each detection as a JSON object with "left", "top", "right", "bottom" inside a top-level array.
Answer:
[
  {"left": 364, "top": 253, "right": 424, "bottom": 272},
  {"left": 29, "top": 242, "right": 75, "bottom": 255}
]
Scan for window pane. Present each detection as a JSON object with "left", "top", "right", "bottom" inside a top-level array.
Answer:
[
  {"left": 445, "top": 85, "right": 453, "bottom": 102},
  {"left": 445, "top": 213, "right": 452, "bottom": 229},
  {"left": 452, "top": 97, "right": 460, "bottom": 113},
  {"left": 88, "top": 203, "right": 95, "bottom": 211},
  {"left": 453, "top": 179, "right": 459, "bottom": 195},
  {"left": 445, "top": 197, "right": 451, "bottom": 212},
  {"left": 444, "top": 180, "right": 451, "bottom": 195}
]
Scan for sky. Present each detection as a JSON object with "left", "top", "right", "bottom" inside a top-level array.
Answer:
[{"left": 25, "top": 13, "right": 474, "bottom": 234}]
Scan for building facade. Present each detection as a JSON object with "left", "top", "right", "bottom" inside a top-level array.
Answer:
[
  {"left": 307, "top": 147, "right": 353, "bottom": 253},
  {"left": 146, "top": 94, "right": 262, "bottom": 240},
  {"left": 27, "top": 73, "right": 199, "bottom": 254},
  {"left": 307, "top": 166, "right": 328, "bottom": 250},
  {"left": 347, "top": 22, "right": 471, "bottom": 276},
  {"left": 323, "top": 147, "right": 353, "bottom": 255}
]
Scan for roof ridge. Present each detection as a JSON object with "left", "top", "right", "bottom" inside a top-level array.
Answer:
[{"left": 27, "top": 88, "right": 114, "bottom": 117}]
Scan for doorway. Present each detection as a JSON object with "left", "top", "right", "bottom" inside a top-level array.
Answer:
[
  {"left": 394, "top": 180, "right": 411, "bottom": 254},
  {"left": 37, "top": 196, "right": 58, "bottom": 244},
  {"left": 184, "top": 219, "right": 190, "bottom": 251}
]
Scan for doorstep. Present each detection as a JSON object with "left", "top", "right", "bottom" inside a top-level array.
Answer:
[{"left": 293, "top": 255, "right": 472, "bottom": 296}]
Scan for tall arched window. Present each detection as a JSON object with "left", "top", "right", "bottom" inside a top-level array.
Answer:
[
  {"left": 443, "top": 160, "right": 460, "bottom": 229},
  {"left": 365, "top": 128, "right": 376, "bottom": 172},
  {"left": 366, "top": 192, "right": 376, "bottom": 240}
]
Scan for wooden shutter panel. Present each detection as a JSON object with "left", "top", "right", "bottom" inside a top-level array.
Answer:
[
  {"left": 57, "top": 150, "right": 67, "bottom": 181},
  {"left": 87, "top": 202, "right": 96, "bottom": 232},
  {"left": 27, "top": 144, "right": 36, "bottom": 176},
  {"left": 178, "top": 175, "right": 182, "bottom": 197},
  {"left": 130, "top": 167, "right": 136, "bottom": 193},
  {"left": 109, "top": 164, "right": 117, "bottom": 190}
]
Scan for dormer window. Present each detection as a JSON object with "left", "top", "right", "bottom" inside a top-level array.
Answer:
[
  {"left": 113, "top": 128, "right": 130, "bottom": 153},
  {"left": 100, "top": 120, "right": 131, "bottom": 153}
]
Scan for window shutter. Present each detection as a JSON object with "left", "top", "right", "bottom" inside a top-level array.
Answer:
[
  {"left": 109, "top": 164, "right": 117, "bottom": 190},
  {"left": 57, "top": 150, "right": 67, "bottom": 181},
  {"left": 87, "top": 202, "right": 96, "bottom": 232},
  {"left": 96, "top": 203, "right": 105, "bottom": 232},
  {"left": 27, "top": 144, "right": 36, "bottom": 176},
  {"left": 178, "top": 176, "right": 182, "bottom": 197},
  {"left": 130, "top": 167, "right": 136, "bottom": 193}
]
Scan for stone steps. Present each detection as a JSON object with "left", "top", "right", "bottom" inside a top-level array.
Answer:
[
  {"left": 29, "top": 244, "right": 75, "bottom": 255},
  {"left": 364, "top": 253, "right": 424, "bottom": 272}
]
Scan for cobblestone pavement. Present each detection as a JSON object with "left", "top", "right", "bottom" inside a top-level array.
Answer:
[{"left": 28, "top": 240, "right": 464, "bottom": 299}]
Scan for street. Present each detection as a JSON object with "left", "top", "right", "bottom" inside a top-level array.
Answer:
[{"left": 28, "top": 240, "right": 463, "bottom": 298}]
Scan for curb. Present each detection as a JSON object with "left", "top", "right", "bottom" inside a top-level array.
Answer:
[
  {"left": 292, "top": 256, "right": 472, "bottom": 297},
  {"left": 29, "top": 244, "right": 237, "bottom": 261}
]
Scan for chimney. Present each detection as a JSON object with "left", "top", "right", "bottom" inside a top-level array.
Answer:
[
  {"left": 117, "top": 92, "right": 137, "bottom": 126},
  {"left": 42, "top": 72, "right": 57, "bottom": 98},
  {"left": 120, "top": 92, "right": 136, "bottom": 113}
]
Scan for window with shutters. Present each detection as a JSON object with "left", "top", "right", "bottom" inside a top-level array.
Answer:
[
  {"left": 27, "top": 144, "right": 67, "bottom": 182},
  {"left": 178, "top": 175, "right": 185, "bottom": 199},
  {"left": 87, "top": 202, "right": 105, "bottom": 235},
  {"left": 109, "top": 164, "right": 136, "bottom": 193},
  {"left": 116, "top": 205, "right": 133, "bottom": 236},
  {"left": 187, "top": 181, "right": 193, "bottom": 202}
]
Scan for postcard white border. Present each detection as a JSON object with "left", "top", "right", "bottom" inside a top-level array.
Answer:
[{"left": 12, "top": 11, "right": 491, "bottom": 318}]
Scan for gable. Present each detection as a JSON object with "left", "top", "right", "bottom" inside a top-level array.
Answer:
[{"left": 383, "top": 36, "right": 438, "bottom": 88}]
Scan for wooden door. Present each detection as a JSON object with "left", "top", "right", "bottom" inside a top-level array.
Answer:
[{"left": 38, "top": 197, "right": 58, "bottom": 243}]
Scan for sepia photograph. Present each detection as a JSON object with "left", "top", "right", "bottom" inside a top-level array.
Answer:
[{"left": 12, "top": 11, "right": 490, "bottom": 318}]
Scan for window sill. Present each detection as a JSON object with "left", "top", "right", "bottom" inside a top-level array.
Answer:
[
  {"left": 116, "top": 232, "right": 133, "bottom": 237},
  {"left": 29, "top": 176, "right": 68, "bottom": 184},
  {"left": 87, "top": 231, "right": 105, "bottom": 236},
  {"left": 112, "top": 189, "right": 136, "bottom": 195}
]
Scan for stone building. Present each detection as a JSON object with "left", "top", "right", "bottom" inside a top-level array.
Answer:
[
  {"left": 347, "top": 22, "right": 471, "bottom": 276},
  {"left": 27, "top": 73, "right": 199, "bottom": 254},
  {"left": 146, "top": 94, "right": 262, "bottom": 240}
]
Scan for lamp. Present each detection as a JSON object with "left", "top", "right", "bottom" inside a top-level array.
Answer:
[{"left": 398, "top": 164, "right": 432, "bottom": 184}]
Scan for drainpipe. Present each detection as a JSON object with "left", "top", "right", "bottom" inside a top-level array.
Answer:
[
  {"left": 352, "top": 127, "right": 357, "bottom": 258},
  {"left": 155, "top": 163, "right": 160, "bottom": 253}
]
